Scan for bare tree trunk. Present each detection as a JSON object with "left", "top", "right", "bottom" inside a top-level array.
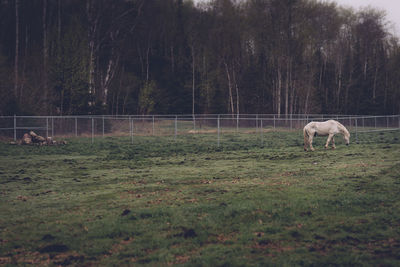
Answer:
[
  {"left": 14, "top": 0, "right": 19, "bottom": 99},
  {"left": 336, "top": 63, "right": 342, "bottom": 110},
  {"left": 363, "top": 57, "right": 367, "bottom": 80},
  {"left": 60, "top": 90, "right": 64, "bottom": 116},
  {"left": 384, "top": 69, "right": 388, "bottom": 111},
  {"left": 233, "top": 65, "right": 239, "bottom": 117},
  {"left": 20, "top": 26, "right": 28, "bottom": 104},
  {"left": 304, "top": 66, "right": 314, "bottom": 114},
  {"left": 43, "top": 0, "right": 48, "bottom": 112},
  {"left": 289, "top": 79, "right": 295, "bottom": 115},
  {"left": 116, "top": 89, "right": 121, "bottom": 115},
  {"left": 203, "top": 54, "right": 211, "bottom": 113},
  {"left": 318, "top": 62, "right": 323, "bottom": 102},
  {"left": 122, "top": 84, "right": 130, "bottom": 115},
  {"left": 87, "top": 0, "right": 98, "bottom": 104},
  {"left": 373, "top": 57, "right": 378, "bottom": 102},
  {"left": 88, "top": 41, "right": 96, "bottom": 100},
  {"left": 272, "top": 78, "right": 275, "bottom": 114},
  {"left": 191, "top": 45, "right": 195, "bottom": 116},
  {"left": 224, "top": 61, "right": 235, "bottom": 116},
  {"left": 102, "top": 55, "right": 119, "bottom": 106},
  {"left": 344, "top": 59, "right": 353, "bottom": 113},
  {"left": 285, "top": 59, "right": 290, "bottom": 116},
  {"left": 146, "top": 35, "right": 151, "bottom": 82},
  {"left": 58, "top": 0, "right": 61, "bottom": 43},
  {"left": 276, "top": 61, "right": 282, "bottom": 117},
  {"left": 101, "top": 32, "right": 120, "bottom": 107},
  {"left": 171, "top": 45, "right": 174, "bottom": 73},
  {"left": 323, "top": 59, "right": 327, "bottom": 107}
]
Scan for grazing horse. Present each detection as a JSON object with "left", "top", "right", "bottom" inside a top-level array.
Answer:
[{"left": 303, "top": 120, "right": 350, "bottom": 151}]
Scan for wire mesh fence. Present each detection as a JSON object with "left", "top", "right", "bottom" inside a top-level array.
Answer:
[{"left": 1, "top": 114, "right": 399, "bottom": 146}]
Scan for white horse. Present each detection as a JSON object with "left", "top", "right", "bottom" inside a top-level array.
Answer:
[{"left": 303, "top": 120, "right": 350, "bottom": 151}]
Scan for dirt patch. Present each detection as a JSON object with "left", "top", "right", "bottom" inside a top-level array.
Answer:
[
  {"left": 39, "top": 244, "right": 69, "bottom": 253},
  {"left": 0, "top": 257, "right": 12, "bottom": 265},
  {"left": 173, "top": 228, "right": 197, "bottom": 239},
  {"left": 188, "top": 129, "right": 217, "bottom": 134},
  {"left": 41, "top": 234, "right": 55, "bottom": 241},
  {"left": 173, "top": 255, "right": 191, "bottom": 265},
  {"left": 252, "top": 240, "right": 296, "bottom": 255},
  {"left": 6, "top": 248, "right": 84, "bottom": 266},
  {"left": 121, "top": 209, "right": 131, "bottom": 216}
]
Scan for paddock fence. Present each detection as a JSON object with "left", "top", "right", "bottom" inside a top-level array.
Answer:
[{"left": 0, "top": 114, "right": 399, "bottom": 146}]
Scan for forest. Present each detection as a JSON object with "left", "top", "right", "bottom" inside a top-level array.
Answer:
[{"left": 0, "top": 0, "right": 399, "bottom": 116}]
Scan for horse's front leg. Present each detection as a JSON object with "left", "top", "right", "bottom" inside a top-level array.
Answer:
[
  {"left": 331, "top": 137, "right": 336, "bottom": 149},
  {"left": 304, "top": 133, "right": 308, "bottom": 151},
  {"left": 325, "top": 134, "right": 334, "bottom": 149}
]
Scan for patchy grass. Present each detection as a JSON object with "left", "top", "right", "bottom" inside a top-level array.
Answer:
[{"left": 0, "top": 131, "right": 400, "bottom": 266}]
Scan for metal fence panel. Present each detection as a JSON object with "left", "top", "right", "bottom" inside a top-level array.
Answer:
[{"left": 1, "top": 115, "right": 399, "bottom": 145}]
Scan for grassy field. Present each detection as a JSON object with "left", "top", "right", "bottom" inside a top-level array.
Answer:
[{"left": 1, "top": 130, "right": 400, "bottom": 266}]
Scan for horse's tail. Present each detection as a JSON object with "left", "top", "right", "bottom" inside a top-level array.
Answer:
[{"left": 303, "top": 126, "right": 309, "bottom": 147}]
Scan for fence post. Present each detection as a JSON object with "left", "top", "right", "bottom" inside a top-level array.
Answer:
[
  {"left": 193, "top": 114, "right": 196, "bottom": 133},
  {"left": 217, "top": 114, "right": 220, "bottom": 147},
  {"left": 129, "top": 118, "right": 131, "bottom": 143},
  {"left": 174, "top": 116, "right": 177, "bottom": 140},
  {"left": 51, "top": 117, "right": 54, "bottom": 137},
  {"left": 256, "top": 114, "right": 258, "bottom": 133},
  {"left": 355, "top": 117, "right": 358, "bottom": 143},
  {"left": 375, "top": 117, "right": 377, "bottom": 129},
  {"left": 236, "top": 113, "right": 239, "bottom": 133},
  {"left": 273, "top": 115, "right": 276, "bottom": 130},
  {"left": 260, "top": 118, "right": 263, "bottom": 146},
  {"left": 46, "top": 117, "right": 49, "bottom": 138},
  {"left": 398, "top": 115, "right": 400, "bottom": 129},
  {"left": 290, "top": 113, "right": 292, "bottom": 130},
  {"left": 91, "top": 117, "right": 94, "bottom": 144},
  {"left": 387, "top": 116, "right": 389, "bottom": 128},
  {"left": 152, "top": 115, "right": 155, "bottom": 136},
  {"left": 75, "top": 117, "right": 78, "bottom": 137},
  {"left": 13, "top": 114, "right": 16, "bottom": 141},
  {"left": 102, "top": 116, "right": 105, "bottom": 137},
  {"left": 131, "top": 118, "right": 134, "bottom": 144},
  {"left": 349, "top": 117, "right": 352, "bottom": 131}
]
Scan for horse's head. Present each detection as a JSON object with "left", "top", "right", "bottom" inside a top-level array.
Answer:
[
  {"left": 338, "top": 123, "right": 351, "bottom": 146},
  {"left": 344, "top": 132, "right": 350, "bottom": 146}
]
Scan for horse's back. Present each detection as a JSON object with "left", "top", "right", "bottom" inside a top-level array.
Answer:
[{"left": 305, "top": 120, "right": 339, "bottom": 135}]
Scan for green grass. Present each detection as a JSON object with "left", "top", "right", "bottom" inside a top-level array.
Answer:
[{"left": 1, "top": 131, "right": 400, "bottom": 266}]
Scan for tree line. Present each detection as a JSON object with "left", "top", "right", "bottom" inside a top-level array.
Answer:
[{"left": 0, "top": 0, "right": 399, "bottom": 116}]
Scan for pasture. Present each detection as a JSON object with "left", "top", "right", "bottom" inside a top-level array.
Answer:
[{"left": 1, "top": 131, "right": 400, "bottom": 266}]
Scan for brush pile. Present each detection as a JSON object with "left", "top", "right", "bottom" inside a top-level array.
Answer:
[{"left": 18, "top": 131, "right": 67, "bottom": 146}]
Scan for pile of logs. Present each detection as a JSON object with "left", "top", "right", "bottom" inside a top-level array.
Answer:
[{"left": 19, "top": 131, "right": 67, "bottom": 146}]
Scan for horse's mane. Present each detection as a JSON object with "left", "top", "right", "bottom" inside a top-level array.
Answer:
[{"left": 336, "top": 121, "right": 350, "bottom": 136}]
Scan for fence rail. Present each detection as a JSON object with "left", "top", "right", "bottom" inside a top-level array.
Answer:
[{"left": 1, "top": 114, "right": 399, "bottom": 145}]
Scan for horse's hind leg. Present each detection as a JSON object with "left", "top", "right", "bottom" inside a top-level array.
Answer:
[
  {"left": 309, "top": 135, "right": 315, "bottom": 151},
  {"left": 304, "top": 134, "right": 308, "bottom": 151}
]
